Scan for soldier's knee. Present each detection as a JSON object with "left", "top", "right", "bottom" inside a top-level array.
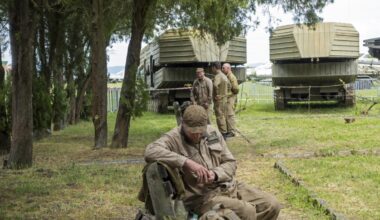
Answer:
[
  {"left": 225, "top": 200, "right": 256, "bottom": 219},
  {"left": 270, "top": 198, "right": 281, "bottom": 216},
  {"left": 263, "top": 197, "right": 281, "bottom": 219}
]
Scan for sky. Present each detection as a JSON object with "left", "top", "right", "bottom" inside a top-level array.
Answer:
[{"left": 3, "top": 0, "right": 380, "bottom": 66}]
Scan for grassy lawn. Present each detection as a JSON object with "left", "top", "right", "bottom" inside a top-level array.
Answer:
[
  {"left": 1, "top": 98, "right": 379, "bottom": 218},
  {"left": 235, "top": 83, "right": 380, "bottom": 155},
  {"left": 283, "top": 156, "right": 380, "bottom": 219},
  {"left": 236, "top": 102, "right": 380, "bottom": 155}
]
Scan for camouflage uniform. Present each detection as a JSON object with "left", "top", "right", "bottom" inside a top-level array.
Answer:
[
  {"left": 190, "top": 76, "right": 213, "bottom": 123},
  {"left": 226, "top": 71, "right": 239, "bottom": 135},
  {"left": 213, "top": 70, "right": 230, "bottom": 134},
  {"left": 144, "top": 106, "right": 281, "bottom": 220}
]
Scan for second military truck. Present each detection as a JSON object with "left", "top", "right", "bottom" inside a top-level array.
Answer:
[
  {"left": 270, "top": 22, "right": 360, "bottom": 110},
  {"left": 139, "top": 29, "right": 247, "bottom": 113}
]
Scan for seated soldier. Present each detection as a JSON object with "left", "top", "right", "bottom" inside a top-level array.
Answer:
[{"left": 144, "top": 105, "right": 281, "bottom": 220}]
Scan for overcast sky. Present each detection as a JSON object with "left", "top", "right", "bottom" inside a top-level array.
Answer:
[
  {"left": 3, "top": 0, "right": 380, "bottom": 66},
  {"left": 106, "top": 0, "right": 380, "bottom": 67}
]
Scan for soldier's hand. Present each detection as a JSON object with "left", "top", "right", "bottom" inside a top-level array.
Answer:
[
  {"left": 183, "top": 159, "right": 210, "bottom": 184},
  {"left": 206, "top": 170, "right": 216, "bottom": 183}
]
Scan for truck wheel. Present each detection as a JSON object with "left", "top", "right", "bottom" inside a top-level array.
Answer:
[{"left": 274, "top": 89, "right": 286, "bottom": 110}]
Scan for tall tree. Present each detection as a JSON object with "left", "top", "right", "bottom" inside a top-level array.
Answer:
[
  {"left": 111, "top": 0, "right": 157, "bottom": 148},
  {"left": 90, "top": 0, "right": 108, "bottom": 148},
  {"left": 6, "top": 0, "right": 37, "bottom": 168},
  {"left": 48, "top": 2, "right": 67, "bottom": 131},
  {"left": 0, "top": 42, "right": 10, "bottom": 153},
  {"left": 64, "top": 9, "right": 91, "bottom": 125},
  {"left": 0, "top": 2, "right": 10, "bottom": 153},
  {"left": 33, "top": 16, "right": 53, "bottom": 140}
]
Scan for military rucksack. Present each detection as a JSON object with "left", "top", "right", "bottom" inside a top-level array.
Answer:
[{"left": 137, "top": 161, "right": 187, "bottom": 220}]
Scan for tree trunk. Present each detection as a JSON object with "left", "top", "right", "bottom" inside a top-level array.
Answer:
[
  {"left": 33, "top": 6, "right": 52, "bottom": 139},
  {"left": 0, "top": 45, "right": 10, "bottom": 153},
  {"left": 66, "top": 60, "right": 76, "bottom": 125},
  {"left": 111, "top": 0, "right": 156, "bottom": 148},
  {"left": 49, "top": 8, "right": 66, "bottom": 131},
  {"left": 52, "top": 34, "right": 66, "bottom": 131},
  {"left": 66, "top": 16, "right": 87, "bottom": 125},
  {"left": 90, "top": 0, "right": 108, "bottom": 148},
  {"left": 75, "top": 69, "right": 91, "bottom": 123},
  {"left": 6, "top": 0, "right": 37, "bottom": 169}
]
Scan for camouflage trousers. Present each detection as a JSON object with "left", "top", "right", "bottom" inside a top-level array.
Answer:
[
  {"left": 206, "top": 103, "right": 213, "bottom": 125},
  {"left": 199, "top": 182, "right": 281, "bottom": 220},
  {"left": 226, "top": 95, "right": 237, "bottom": 134},
  {"left": 213, "top": 98, "right": 228, "bottom": 133},
  {"left": 199, "top": 103, "right": 213, "bottom": 125}
]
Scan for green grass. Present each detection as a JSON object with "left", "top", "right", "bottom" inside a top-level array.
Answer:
[
  {"left": 357, "top": 88, "right": 380, "bottom": 97},
  {"left": 107, "top": 82, "right": 122, "bottom": 88},
  {"left": 283, "top": 156, "right": 380, "bottom": 219},
  {"left": 0, "top": 164, "right": 144, "bottom": 218},
  {"left": 235, "top": 102, "right": 380, "bottom": 155},
  {"left": 0, "top": 112, "right": 176, "bottom": 219},
  {"left": 1, "top": 99, "right": 380, "bottom": 219},
  {"left": 233, "top": 157, "right": 329, "bottom": 220}
]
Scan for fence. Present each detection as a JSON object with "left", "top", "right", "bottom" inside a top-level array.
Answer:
[
  {"left": 107, "top": 88, "right": 121, "bottom": 112},
  {"left": 107, "top": 79, "right": 380, "bottom": 112},
  {"left": 239, "top": 81, "right": 273, "bottom": 104},
  {"left": 239, "top": 79, "right": 380, "bottom": 104},
  {"left": 355, "top": 79, "right": 375, "bottom": 90}
]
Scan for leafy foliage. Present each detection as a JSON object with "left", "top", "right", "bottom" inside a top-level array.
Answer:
[
  {"left": 144, "top": 0, "right": 334, "bottom": 45},
  {"left": 0, "top": 76, "right": 10, "bottom": 132},
  {"left": 32, "top": 77, "right": 52, "bottom": 131},
  {"left": 132, "top": 76, "right": 149, "bottom": 118},
  {"left": 52, "top": 80, "right": 68, "bottom": 126}
]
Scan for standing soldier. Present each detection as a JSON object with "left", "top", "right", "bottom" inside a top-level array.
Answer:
[
  {"left": 211, "top": 62, "right": 230, "bottom": 139},
  {"left": 190, "top": 68, "right": 213, "bottom": 124},
  {"left": 222, "top": 63, "right": 239, "bottom": 137}
]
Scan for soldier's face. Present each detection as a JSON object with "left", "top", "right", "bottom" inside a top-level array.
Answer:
[
  {"left": 211, "top": 66, "right": 217, "bottom": 74},
  {"left": 222, "top": 65, "right": 229, "bottom": 74},
  {"left": 183, "top": 127, "right": 203, "bottom": 144},
  {"left": 187, "top": 132, "right": 203, "bottom": 144},
  {"left": 196, "top": 70, "right": 204, "bottom": 79}
]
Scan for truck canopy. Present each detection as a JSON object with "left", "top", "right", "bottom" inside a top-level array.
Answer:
[{"left": 270, "top": 22, "right": 359, "bottom": 61}]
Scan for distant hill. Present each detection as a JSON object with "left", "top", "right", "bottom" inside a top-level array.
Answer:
[
  {"left": 107, "top": 66, "right": 124, "bottom": 74},
  {"left": 245, "top": 62, "right": 265, "bottom": 68}
]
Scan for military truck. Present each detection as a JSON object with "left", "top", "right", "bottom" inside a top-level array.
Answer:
[
  {"left": 139, "top": 29, "right": 247, "bottom": 113},
  {"left": 270, "top": 22, "right": 360, "bottom": 110},
  {"left": 361, "top": 37, "right": 380, "bottom": 76},
  {"left": 364, "top": 37, "right": 380, "bottom": 59}
]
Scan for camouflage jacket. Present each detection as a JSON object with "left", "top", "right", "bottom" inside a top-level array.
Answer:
[
  {"left": 212, "top": 70, "right": 230, "bottom": 101},
  {"left": 144, "top": 125, "right": 237, "bottom": 212},
  {"left": 190, "top": 76, "right": 213, "bottom": 106},
  {"left": 226, "top": 72, "right": 239, "bottom": 95}
]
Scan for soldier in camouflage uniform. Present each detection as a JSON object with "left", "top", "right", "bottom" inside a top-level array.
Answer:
[
  {"left": 190, "top": 68, "right": 213, "bottom": 124},
  {"left": 222, "top": 63, "right": 239, "bottom": 137},
  {"left": 211, "top": 62, "right": 230, "bottom": 138},
  {"left": 144, "top": 105, "right": 281, "bottom": 220}
]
